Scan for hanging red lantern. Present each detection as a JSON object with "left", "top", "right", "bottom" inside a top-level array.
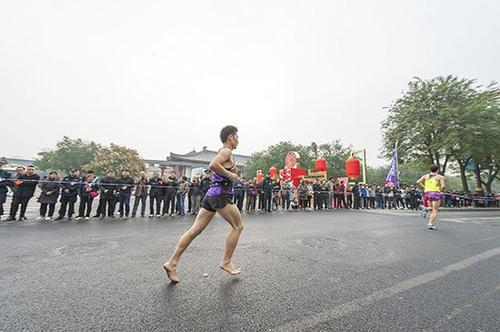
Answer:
[
  {"left": 256, "top": 170, "right": 264, "bottom": 183},
  {"left": 269, "top": 166, "right": 277, "bottom": 179},
  {"left": 345, "top": 157, "right": 360, "bottom": 180},
  {"left": 315, "top": 157, "right": 327, "bottom": 172}
]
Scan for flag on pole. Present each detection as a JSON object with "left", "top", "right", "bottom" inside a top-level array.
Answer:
[{"left": 385, "top": 143, "right": 399, "bottom": 188}]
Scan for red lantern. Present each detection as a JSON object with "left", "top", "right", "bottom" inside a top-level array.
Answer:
[
  {"left": 315, "top": 157, "right": 327, "bottom": 172},
  {"left": 269, "top": 166, "right": 277, "bottom": 179},
  {"left": 345, "top": 157, "right": 360, "bottom": 180},
  {"left": 256, "top": 170, "right": 264, "bottom": 183}
]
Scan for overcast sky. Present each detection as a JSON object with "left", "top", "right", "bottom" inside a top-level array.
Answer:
[{"left": 1, "top": 0, "right": 499, "bottom": 166}]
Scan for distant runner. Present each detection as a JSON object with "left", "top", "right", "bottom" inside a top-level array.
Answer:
[{"left": 416, "top": 165, "right": 445, "bottom": 230}]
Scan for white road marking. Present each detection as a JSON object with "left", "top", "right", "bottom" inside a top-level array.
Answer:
[
  {"left": 272, "top": 246, "right": 500, "bottom": 332},
  {"left": 441, "top": 219, "right": 466, "bottom": 223}
]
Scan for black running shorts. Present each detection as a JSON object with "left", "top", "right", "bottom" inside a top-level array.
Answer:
[{"left": 201, "top": 194, "right": 234, "bottom": 212}]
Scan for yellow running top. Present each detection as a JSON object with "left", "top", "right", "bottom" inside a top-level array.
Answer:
[{"left": 424, "top": 174, "right": 441, "bottom": 192}]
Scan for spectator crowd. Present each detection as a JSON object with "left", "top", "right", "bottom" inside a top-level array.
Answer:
[{"left": 0, "top": 164, "right": 498, "bottom": 222}]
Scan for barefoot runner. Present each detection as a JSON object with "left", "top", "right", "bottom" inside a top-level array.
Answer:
[
  {"left": 416, "top": 165, "right": 445, "bottom": 230},
  {"left": 163, "top": 125, "right": 244, "bottom": 283}
]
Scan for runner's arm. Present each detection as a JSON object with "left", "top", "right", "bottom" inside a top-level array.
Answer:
[
  {"left": 416, "top": 175, "right": 425, "bottom": 189},
  {"left": 209, "top": 149, "right": 238, "bottom": 182},
  {"left": 439, "top": 176, "right": 446, "bottom": 191}
]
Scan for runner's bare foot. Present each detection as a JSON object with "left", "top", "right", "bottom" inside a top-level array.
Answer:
[
  {"left": 219, "top": 261, "right": 241, "bottom": 275},
  {"left": 163, "top": 262, "right": 179, "bottom": 283}
]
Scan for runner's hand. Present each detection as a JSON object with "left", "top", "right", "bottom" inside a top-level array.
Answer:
[{"left": 226, "top": 171, "right": 239, "bottom": 183}]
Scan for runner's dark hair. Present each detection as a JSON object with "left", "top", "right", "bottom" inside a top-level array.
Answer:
[{"left": 220, "top": 125, "right": 238, "bottom": 143}]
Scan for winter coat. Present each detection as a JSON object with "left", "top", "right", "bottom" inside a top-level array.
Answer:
[
  {"left": 60, "top": 175, "right": 81, "bottom": 197},
  {"left": 37, "top": 179, "right": 60, "bottom": 204},
  {"left": 13, "top": 174, "right": 40, "bottom": 198},
  {"left": 148, "top": 177, "right": 162, "bottom": 197},
  {"left": 134, "top": 177, "right": 149, "bottom": 197}
]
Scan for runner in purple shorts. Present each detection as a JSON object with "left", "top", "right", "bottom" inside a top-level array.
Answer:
[
  {"left": 163, "top": 125, "right": 244, "bottom": 283},
  {"left": 416, "top": 165, "right": 446, "bottom": 230}
]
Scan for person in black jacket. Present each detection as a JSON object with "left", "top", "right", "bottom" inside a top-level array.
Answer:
[
  {"left": 189, "top": 177, "right": 202, "bottom": 215},
  {"left": 37, "top": 171, "right": 60, "bottom": 220},
  {"left": 98, "top": 170, "right": 117, "bottom": 218},
  {"left": 0, "top": 160, "right": 12, "bottom": 221},
  {"left": 117, "top": 168, "right": 134, "bottom": 218},
  {"left": 312, "top": 180, "right": 322, "bottom": 210},
  {"left": 148, "top": 171, "right": 162, "bottom": 217},
  {"left": 55, "top": 169, "right": 81, "bottom": 221},
  {"left": 262, "top": 174, "right": 273, "bottom": 212},
  {"left": 200, "top": 170, "right": 211, "bottom": 200},
  {"left": 131, "top": 171, "right": 148, "bottom": 218},
  {"left": 233, "top": 178, "right": 244, "bottom": 211},
  {"left": 257, "top": 180, "right": 264, "bottom": 210},
  {"left": 352, "top": 182, "right": 361, "bottom": 209},
  {"left": 162, "top": 171, "right": 178, "bottom": 217},
  {"left": 76, "top": 170, "right": 98, "bottom": 220},
  {"left": 7, "top": 165, "right": 40, "bottom": 221}
]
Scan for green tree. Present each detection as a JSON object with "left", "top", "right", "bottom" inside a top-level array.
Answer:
[
  {"left": 84, "top": 143, "right": 145, "bottom": 177},
  {"left": 366, "top": 166, "right": 387, "bottom": 184},
  {"left": 381, "top": 76, "right": 499, "bottom": 192},
  {"left": 367, "top": 161, "right": 427, "bottom": 187},
  {"left": 382, "top": 76, "right": 473, "bottom": 173},
  {"left": 243, "top": 140, "right": 350, "bottom": 179},
  {"left": 440, "top": 82, "right": 500, "bottom": 192},
  {"left": 35, "top": 136, "right": 101, "bottom": 173},
  {"left": 244, "top": 141, "right": 305, "bottom": 178}
]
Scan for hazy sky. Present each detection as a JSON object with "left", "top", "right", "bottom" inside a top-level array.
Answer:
[{"left": 1, "top": 1, "right": 499, "bottom": 166}]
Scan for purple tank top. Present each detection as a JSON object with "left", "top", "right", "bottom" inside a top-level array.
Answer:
[{"left": 205, "top": 172, "right": 233, "bottom": 197}]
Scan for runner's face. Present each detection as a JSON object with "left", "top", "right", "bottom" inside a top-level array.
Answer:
[{"left": 230, "top": 133, "right": 239, "bottom": 148}]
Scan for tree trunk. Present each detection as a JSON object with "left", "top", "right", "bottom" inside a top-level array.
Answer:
[
  {"left": 480, "top": 163, "right": 498, "bottom": 194},
  {"left": 457, "top": 159, "right": 469, "bottom": 192},
  {"left": 473, "top": 163, "right": 483, "bottom": 192},
  {"left": 441, "top": 154, "right": 450, "bottom": 174}
]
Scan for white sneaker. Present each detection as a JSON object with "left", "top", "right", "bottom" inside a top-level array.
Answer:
[
  {"left": 427, "top": 223, "right": 437, "bottom": 230},
  {"left": 421, "top": 207, "right": 428, "bottom": 219},
  {"left": 84, "top": 216, "right": 90, "bottom": 220},
  {"left": 36, "top": 216, "right": 43, "bottom": 220},
  {"left": 75, "top": 216, "right": 82, "bottom": 220},
  {"left": 45, "top": 217, "right": 52, "bottom": 221}
]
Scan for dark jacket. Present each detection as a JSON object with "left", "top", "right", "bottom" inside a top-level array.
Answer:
[
  {"left": 38, "top": 179, "right": 61, "bottom": 204},
  {"left": 313, "top": 184, "right": 322, "bottom": 194},
  {"left": 262, "top": 177, "right": 273, "bottom": 193},
  {"left": 190, "top": 182, "right": 201, "bottom": 196},
  {"left": 0, "top": 170, "right": 12, "bottom": 195},
  {"left": 13, "top": 173, "right": 40, "bottom": 198},
  {"left": 99, "top": 176, "right": 117, "bottom": 197},
  {"left": 163, "top": 177, "right": 179, "bottom": 195},
  {"left": 233, "top": 180, "right": 244, "bottom": 195},
  {"left": 200, "top": 177, "right": 211, "bottom": 193},
  {"left": 148, "top": 177, "right": 162, "bottom": 197},
  {"left": 352, "top": 184, "right": 360, "bottom": 197},
  {"left": 60, "top": 175, "right": 81, "bottom": 197},
  {"left": 117, "top": 176, "right": 134, "bottom": 194}
]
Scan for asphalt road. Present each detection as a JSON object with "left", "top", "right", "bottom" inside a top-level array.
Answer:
[{"left": 1, "top": 209, "right": 499, "bottom": 331}]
